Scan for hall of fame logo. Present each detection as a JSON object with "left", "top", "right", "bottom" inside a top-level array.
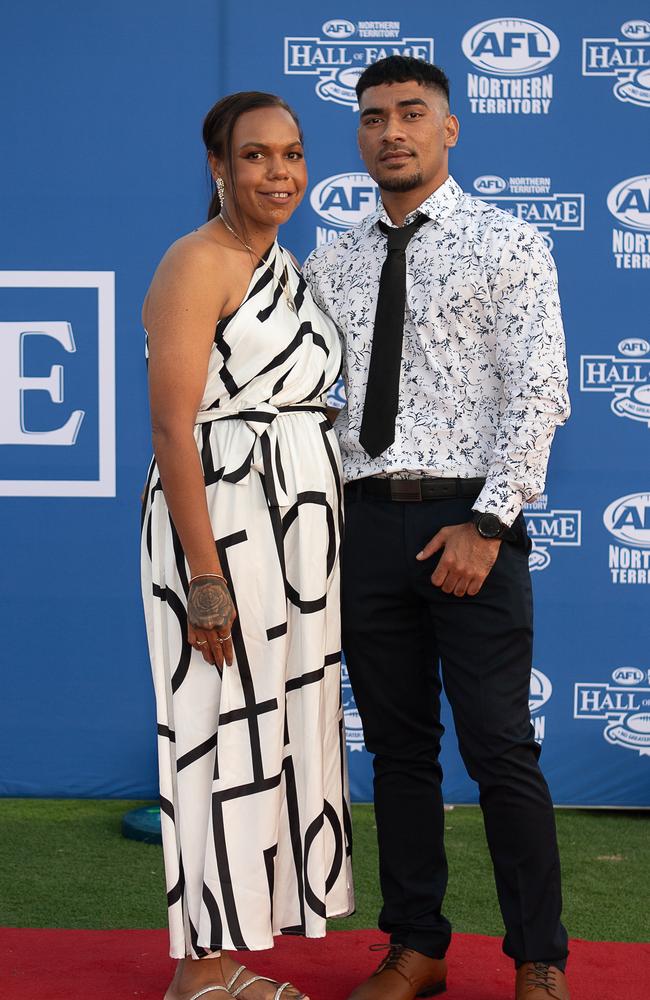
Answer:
[
  {"left": 473, "top": 175, "right": 584, "bottom": 250},
  {"left": 284, "top": 20, "right": 433, "bottom": 109},
  {"left": 607, "top": 174, "right": 650, "bottom": 270},
  {"left": 341, "top": 661, "right": 365, "bottom": 752},
  {"left": 575, "top": 667, "right": 650, "bottom": 756},
  {"left": 524, "top": 495, "right": 582, "bottom": 571},
  {"left": 604, "top": 492, "right": 650, "bottom": 585},
  {"left": 529, "top": 667, "right": 552, "bottom": 744},
  {"left": 327, "top": 378, "right": 346, "bottom": 410},
  {"left": 462, "top": 18, "right": 559, "bottom": 116},
  {"left": 581, "top": 338, "right": 650, "bottom": 428},
  {"left": 583, "top": 20, "right": 650, "bottom": 108}
]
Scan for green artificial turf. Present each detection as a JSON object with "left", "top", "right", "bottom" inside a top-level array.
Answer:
[{"left": 0, "top": 800, "right": 647, "bottom": 942}]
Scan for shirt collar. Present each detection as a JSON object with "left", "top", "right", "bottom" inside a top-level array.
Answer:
[{"left": 362, "top": 174, "right": 463, "bottom": 234}]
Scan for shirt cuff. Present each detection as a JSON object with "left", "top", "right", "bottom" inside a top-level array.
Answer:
[{"left": 472, "top": 480, "right": 527, "bottom": 528}]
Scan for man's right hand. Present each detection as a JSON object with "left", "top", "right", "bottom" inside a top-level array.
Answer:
[{"left": 416, "top": 522, "right": 501, "bottom": 597}]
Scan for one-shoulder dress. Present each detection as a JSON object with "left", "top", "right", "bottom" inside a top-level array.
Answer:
[{"left": 141, "top": 243, "right": 354, "bottom": 959}]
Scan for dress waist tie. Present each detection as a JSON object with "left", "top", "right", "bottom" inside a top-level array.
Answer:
[{"left": 194, "top": 403, "right": 329, "bottom": 506}]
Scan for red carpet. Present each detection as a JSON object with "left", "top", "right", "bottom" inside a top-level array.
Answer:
[{"left": 1, "top": 927, "right": 648, "bottom": 999}]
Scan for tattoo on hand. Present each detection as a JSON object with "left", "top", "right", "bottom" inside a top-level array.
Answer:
[{"left": 188, "top": 578, "right": 234, "bottom": 630}]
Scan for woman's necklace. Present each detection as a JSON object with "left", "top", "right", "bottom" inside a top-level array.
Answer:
[{"left": 219, "top": 213, "right": 296, "bottom": 313}]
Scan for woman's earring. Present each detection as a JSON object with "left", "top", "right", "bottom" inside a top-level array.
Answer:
[{"left": 216, "top": 176, "right": 225, "bottom": 205}]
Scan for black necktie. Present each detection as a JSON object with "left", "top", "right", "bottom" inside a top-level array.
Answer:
[{"left": 359, "top": 214, "right": 428, "bottom": 458}]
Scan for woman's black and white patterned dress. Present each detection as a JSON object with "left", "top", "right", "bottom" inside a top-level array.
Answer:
[{"left": 141, "top": 242, "right": 354, "bottom": 959}]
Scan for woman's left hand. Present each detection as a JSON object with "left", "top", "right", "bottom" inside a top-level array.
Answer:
[{"left": 187, "top": 575, "right": 236, "bottom": 668}]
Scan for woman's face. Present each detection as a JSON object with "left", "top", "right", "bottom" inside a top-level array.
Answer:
[{"left": 215, "top": 106, "right": 307, "bottom": 230}]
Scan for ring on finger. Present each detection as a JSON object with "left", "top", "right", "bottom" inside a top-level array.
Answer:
[
  {"left": 195, "top": 639, "right": 208, "bottom": 647},
  {"left": 217, "top": 632, "right": 231, "bottom": 643}
]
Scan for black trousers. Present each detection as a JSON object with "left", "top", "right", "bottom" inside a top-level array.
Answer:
[{"left": 341, "top": 488, "right": 568, "bottom": 968}]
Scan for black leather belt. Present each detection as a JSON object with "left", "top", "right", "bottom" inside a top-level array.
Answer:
[{"left": 345, "top": 476, "right": 486, "bottom": 502}]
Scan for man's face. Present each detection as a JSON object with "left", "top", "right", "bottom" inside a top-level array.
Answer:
[{"left": 357, "top": 80, "right": 458, "bottom": 194}]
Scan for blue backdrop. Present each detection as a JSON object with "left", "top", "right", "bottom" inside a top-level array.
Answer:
[{"left": 1, "top": 1, "right": 648, "bottom": 806}]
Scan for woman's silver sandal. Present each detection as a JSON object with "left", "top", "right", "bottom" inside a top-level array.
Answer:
[
  {"left": 186, "top": 988, "right": 230, "bottom": 1000},
  {"left": 164, "top": 986, "right": 230, "bottom": 1000},
  {"left": 227, "top": 964, "right": 306, "bottom": 999},
  {"left": 163, "top": 953, "right": 238, "bottom": 1000}
]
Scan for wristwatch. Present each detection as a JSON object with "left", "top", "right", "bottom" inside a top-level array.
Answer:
[{"left": 472, "top": 511, "right": 510, "bottom": 540}]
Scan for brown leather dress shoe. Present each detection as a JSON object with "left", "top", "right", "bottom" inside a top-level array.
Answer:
[
  {"left": 516, "top": 963, "right": 570, "bottom": 1000},
  {"left": 347, "top": 943, "right": 447, "bottom": 1000}
]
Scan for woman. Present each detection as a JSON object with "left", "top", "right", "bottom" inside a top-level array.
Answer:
[{"left": 141, "top": 92, "right": 354, "bottom": 1000}]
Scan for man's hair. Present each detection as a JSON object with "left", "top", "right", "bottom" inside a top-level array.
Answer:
[{"left": 356, "top": 56, "right": 450, "bottom": 105}]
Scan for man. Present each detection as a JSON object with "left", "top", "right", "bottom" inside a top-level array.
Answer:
[{"left": 303, "top": 57, "right": 571, "bottom": 1000}]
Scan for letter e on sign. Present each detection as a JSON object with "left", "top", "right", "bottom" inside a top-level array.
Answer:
[
  {"left": 0, "top": 322, "right": 84, "bottom": 445},
  {"left": 0, "top": 271, "right": 115, "bottom": 497}
]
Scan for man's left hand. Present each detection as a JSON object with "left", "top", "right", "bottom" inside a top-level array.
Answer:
[{"left": 416, "top": 522, "right": 501, "bottom": 597}]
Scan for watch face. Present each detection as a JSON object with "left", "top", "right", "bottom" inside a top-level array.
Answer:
[{"left": 477, "top": 513, "right": 502, "bottom": 538}]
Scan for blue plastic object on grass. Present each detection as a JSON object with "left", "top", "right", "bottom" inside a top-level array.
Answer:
[{"left": 122, "top": 806, "right": 162, "bottom": 844}]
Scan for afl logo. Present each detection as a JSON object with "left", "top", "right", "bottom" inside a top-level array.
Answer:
[
  {"left": 618, "top": 338, "right": 650, "bottom": 358},
  {"left": 621, "top": 20, "right": 650, "bottom": 40},
  {"left": 322, "top": 19, "right": 355, "bottom": 40},
  {"left": 462, "top": 18, "right": 560, "bottom": 75},
  {"left": 607, "top": 176, "right": 650, "bottom": 232},
  {"left": 529, "top": 668, "right": 552, "bottom": 714},
  {"left": 604, "top": 493, "right": 650, "bottom": 549},
  {"left": 310, "top": 172, "right": 380, "bottom": 228},
  {"left": 612, "top": 666, "right": 646, "bottom": 686},
  {"left": 474, "top": 175, "right": 507, "bottom": 194}
]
